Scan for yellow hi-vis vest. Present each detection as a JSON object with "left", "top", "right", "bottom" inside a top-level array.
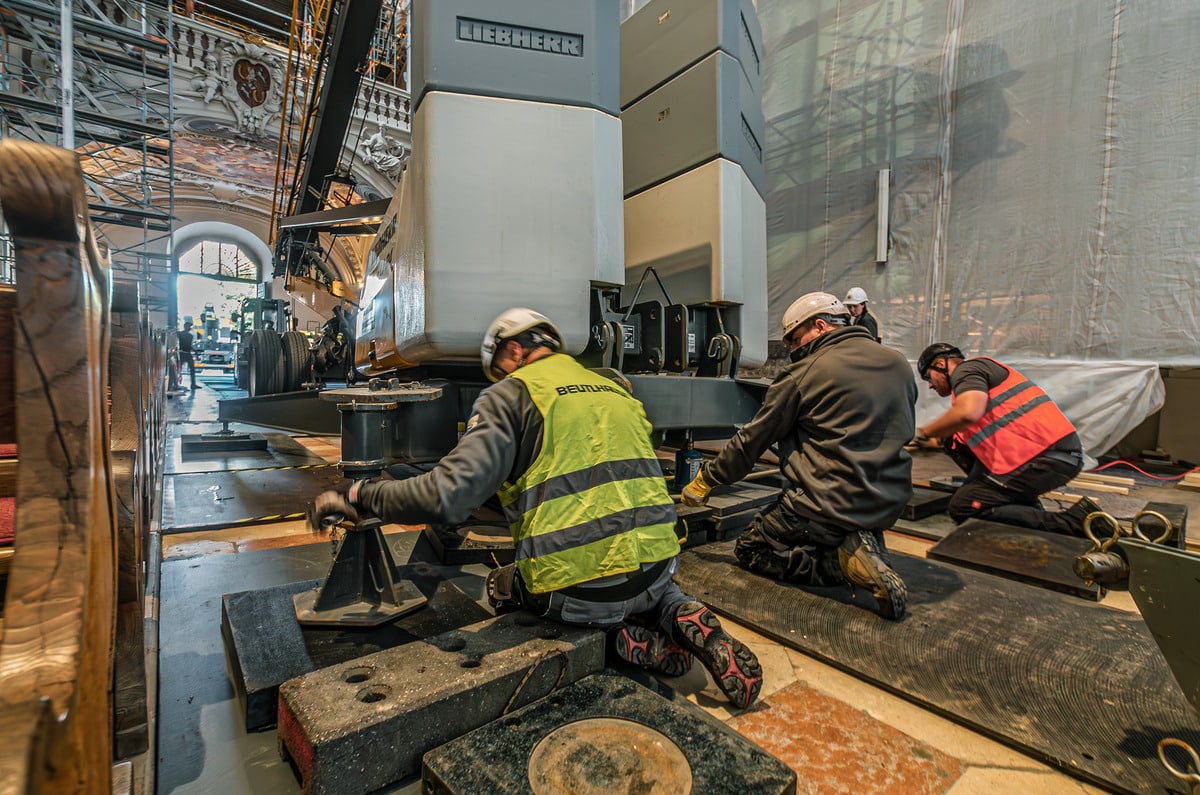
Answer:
[{"left": 498, "top": 354, "right": 680, "bottom": 594}]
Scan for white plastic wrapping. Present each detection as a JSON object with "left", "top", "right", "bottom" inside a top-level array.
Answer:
[
  {"left": 915, "top": 361, "right": 1165, "bottom": 461},
  {"left": 746, "top": 0, "right": 1195, "bottom": 454}
]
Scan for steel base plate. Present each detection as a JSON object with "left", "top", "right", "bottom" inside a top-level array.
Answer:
[
  {"left": 292, "top": 580, "right": 427, "bottom": 627},
  {"left": 422, "top": 671, "right": 796, "bottom": 794}
]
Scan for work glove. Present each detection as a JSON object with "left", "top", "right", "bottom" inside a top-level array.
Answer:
[
  {"left": 309, "top": 486, "right": 361, "bottom": 532},
  {"left": 681, "top": 468, "right": 714, "bottom": 508},
  {"left": 910, "top": 429, "right": 933, "bottom": 448}
]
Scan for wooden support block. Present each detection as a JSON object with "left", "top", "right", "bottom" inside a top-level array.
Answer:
[
  {"left": 0, "top": 458, "right": 14, "bottom": 498},
  {"left": 1075, "top": 472, "right": 1136, "bottom": 487},
  {"left": 1066, "top": 479, "right": 1129, "bottom": 495},
  {"left": 0, "top": 285, "right": 13, "bottom": 445}
]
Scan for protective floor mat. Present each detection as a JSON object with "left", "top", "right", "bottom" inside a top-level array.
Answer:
[
  {"left": 162, "top": 465, "right": 344, "bottom": 533},
  {"left": 675, "top": 542, "right": 1200, "bottom": 795}
]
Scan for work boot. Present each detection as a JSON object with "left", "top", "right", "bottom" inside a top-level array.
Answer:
[
  {"left": 673, "top": 601, "right": 763, "bottom": 709},
  {"left": 1061, "top": 496, "right": 1105, "bottom": 536},
  {"left": 838, "top": 530, "right": 907, "bottom": 620},
  {"left": 611, "top": 623, "right": 693, "bottom": 678}
]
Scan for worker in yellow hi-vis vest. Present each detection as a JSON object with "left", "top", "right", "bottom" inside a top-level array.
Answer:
[{"left": 310, "top": 308, "right": 763, "bottom": 709}]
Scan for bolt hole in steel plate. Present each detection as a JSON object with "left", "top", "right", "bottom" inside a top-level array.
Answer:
[
  {"left": 528, "top": 717, "right": 692, "bottom": 795},
  {"left": 356, "top": 685, "right": 390, "bottom": 703}
]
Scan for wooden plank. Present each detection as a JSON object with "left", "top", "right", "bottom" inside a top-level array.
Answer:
[
  {"left": 0, "top": 286, "right": 14, "bottom": 445},
  {"left": 0, "top": 458, "right": 14, "bottom": 498},
  {"left": 0, "top": 139, "right": 117, "bottom": 794},
  {"left": 113, "top": 601, "right": 147, "bottom": 760},
  {"left": 1074, "top": 472, "right": 1136, "bottom": 487},
  {"left": 1066, "top": 479, "right": 1129, "bottom": 495}
]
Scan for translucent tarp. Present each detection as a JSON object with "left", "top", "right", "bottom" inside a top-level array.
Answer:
[{"left": 624, "top": 0, "right": 1195, "bottom": 455}]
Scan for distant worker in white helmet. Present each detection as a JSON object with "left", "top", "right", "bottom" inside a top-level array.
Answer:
[
  {"left": 843, "top": 287, "right": 881, "bottom": 342},
  {"left": 681, "top": 292, "right": 917, "bottom": 619},
  {"left": 310, "top": 307, "right": 763, "bottom": 708}
]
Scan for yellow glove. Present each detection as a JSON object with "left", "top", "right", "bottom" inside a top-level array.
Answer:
[{"left": 681, "top": 468, "right": 714, "bottom": 507}]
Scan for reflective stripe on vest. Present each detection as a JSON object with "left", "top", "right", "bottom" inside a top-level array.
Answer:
[
  {"left": 498, "top": 355, "right": 679, "bottom": 593},
  {"left": 952, "top": 357, "right": 1075, "bottom": 475}
]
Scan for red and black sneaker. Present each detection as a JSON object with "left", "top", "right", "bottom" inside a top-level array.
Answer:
[
  {"left": 611, "top": 623, "right": 693, "bottom": 678},
  {"left": 673, "top": 601, "right": 763, "bottom": 709}
]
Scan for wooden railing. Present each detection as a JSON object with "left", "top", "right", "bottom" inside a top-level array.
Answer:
[{"left": 0, "top": 139, "right": 162, "bottom": 794}]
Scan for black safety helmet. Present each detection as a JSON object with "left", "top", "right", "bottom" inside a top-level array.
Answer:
[{"left": 917, "top": 342, "right": 964, "bottom": 380}]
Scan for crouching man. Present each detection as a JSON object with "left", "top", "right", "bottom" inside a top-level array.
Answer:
[
  {"left": 310, "top": 308, "right": 763, "bottom": 708},
  {"left": 683, "top": 292, "right": 917, "bottom": 619}
]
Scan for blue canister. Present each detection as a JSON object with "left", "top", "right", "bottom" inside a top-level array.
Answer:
[{"left": 674, "top": 446, "right": 703, "bottom": 492}]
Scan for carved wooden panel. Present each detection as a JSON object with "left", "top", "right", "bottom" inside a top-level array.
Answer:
[
  {"left": 0, "top": 285, "right": 14, "bottom": 444},
  {"left": 0, "top": 139, "right": 117, "bottom": 795}
]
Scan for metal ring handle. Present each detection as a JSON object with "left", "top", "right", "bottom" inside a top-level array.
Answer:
[
  {"left": 1131, "top": 509, "right": 1174, "bottom": 544},
  {"left": 1082, "top": 511, "right": 1123, "bottom": 552},
  {"left": 1158, "top": 738, "right": 1200, "bottom": 787}
]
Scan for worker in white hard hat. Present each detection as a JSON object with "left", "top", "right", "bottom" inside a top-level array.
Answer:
[
  {"left": 310, "top": 307, "right": 763, "bottom": 708},
  {"left": 681, "top": 292, "right": 917, "bottom": 619},
  {"left": 843, "top": 287, "right": 881, "bottom": 342}
]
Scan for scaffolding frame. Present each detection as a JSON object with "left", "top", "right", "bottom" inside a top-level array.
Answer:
[{"left": 0, "top": 0, "right": 175, "bottom": 316}]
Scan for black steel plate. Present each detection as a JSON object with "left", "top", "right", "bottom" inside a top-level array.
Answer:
[
  {"left": 926, "top": 519, "right": 1101, "bottom": 600},
  {"left": 162, "top": 465, "right": 345, "bottom": 533}
]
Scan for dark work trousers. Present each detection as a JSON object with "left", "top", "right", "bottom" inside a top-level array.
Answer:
[
  {"left": 504, "top": 558, "right": 693, "bottom": 638},
  {"left": 180, "top": 351, "right": 197, "bottom": 388},
  {"left": 948, "top": 448, "right": 1083, "bottom": 534},
  {"left": 734, "top": 500, "right": 848, "bottom": 586}
]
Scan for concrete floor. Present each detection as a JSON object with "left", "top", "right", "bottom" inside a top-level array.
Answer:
[{"left": 155, "top": 372, "right": 1197, "bottom": 794}]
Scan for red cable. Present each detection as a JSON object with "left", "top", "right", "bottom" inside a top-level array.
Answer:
[{"left": 1087, "top": 459, "right": 1200, "bottom": 482}]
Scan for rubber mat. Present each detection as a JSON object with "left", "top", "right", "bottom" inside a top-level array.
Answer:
[
  {"left": 162, "top": 464, "right": 345, "bottom": 532},
  {"left": 675, "top": 542, "right": 1200, "bottom": 795}
]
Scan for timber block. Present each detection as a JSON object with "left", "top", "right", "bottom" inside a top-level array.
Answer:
[
  {"left": 903, "top": 487, "right": 952, "bottom": 521},
  {"left": 420, "top": 523, "right": 515, "bottom": 565},
  {"left": 422, "top": 670, "right": 797, "bottom": 794},
  {"left": 675, "top": 503, "right": 713, "bottom": 547},
  {"left": 276, "top": 613, "right": 605, "bottom": 795}
]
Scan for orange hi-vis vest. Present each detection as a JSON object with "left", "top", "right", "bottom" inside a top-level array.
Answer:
[{"left": 951, "top": 357, "right": 1076, "bottom": 475}]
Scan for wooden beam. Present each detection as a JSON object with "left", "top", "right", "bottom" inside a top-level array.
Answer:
[{"left": 0, "top": 139, "right": 116, "bottom": 795}]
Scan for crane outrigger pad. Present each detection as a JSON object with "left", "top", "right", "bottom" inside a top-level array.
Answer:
[
  {"left": 222, "top": 560, "right": 490, "bottom": 732},
  {"left": 675, "top": 541, "right": 1200, "bottom": 795},
  {"left": 422, "top": 671, "right": 796, "bottom": 795}
]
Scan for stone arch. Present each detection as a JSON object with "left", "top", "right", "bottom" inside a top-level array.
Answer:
[{"left": 173, "top": 221, "right": 273, "bottom": 283}]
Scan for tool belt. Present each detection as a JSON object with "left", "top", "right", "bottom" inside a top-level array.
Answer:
[{"left": 558, "top": 558, "right": 671, "bottom": 603}]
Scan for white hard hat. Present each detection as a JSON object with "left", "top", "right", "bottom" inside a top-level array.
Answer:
[
  {"left": 781, "top": 292, "right": 850, "bottom": 340},
  {"left": 844, "top": 287, "right": 869, "bottom": 305},
  {"left": 481, "top": 308, "right": 564, "bottom": 382}
]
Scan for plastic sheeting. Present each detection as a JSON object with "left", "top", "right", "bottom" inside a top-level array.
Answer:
[{"left": 623, "top": 0, "right": 1194, "bottom": 455}]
